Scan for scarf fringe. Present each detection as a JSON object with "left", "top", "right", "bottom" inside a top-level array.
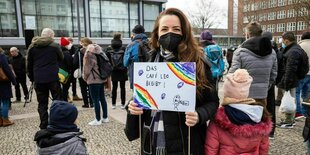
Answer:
[{"left": 156, "top": 147, "right": 166, "bottom": 155}]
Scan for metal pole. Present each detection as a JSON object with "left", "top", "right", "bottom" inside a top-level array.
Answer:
[{"left": 77, "top": 0, "right": 81, "bottom": 41}]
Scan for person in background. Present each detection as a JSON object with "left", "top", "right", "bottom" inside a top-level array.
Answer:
[
  {"left": 83, "top": 42, "right": 109, "bottom": 125},
  {"left": 205, "top": 69, "right": 272, "bottom": 155},
  {"left": 67, "top": 37, "right": 82, "bottom": 101},
  {"left": 34, "top": 100, "right": 87, "bottom": 154},
  {"left": 226, "top": 46, "right": 235, "bottom": 72},
  {"left": 127, "top": 8, "right": 219, "bottom": 154},
  {"left": 9, "top": 47, "right": 28, "bottom": 103},
  {"left": 229, "top": 22, "right": 277, "bottom": 107},
  {"left": 123, "top": 24, "right": 149, "bottom": 89},
  {"left": 295, "top": 31, "right": 310, "bottom": 118},
  {"left": 106, "top": 33, "right": 128, "bottom": 109},
  {"left": 27, "top": 28, "right": 63, "bottom": 129},
  {"left": 59, "top": 37, "right": 73, "bottom": 102},
  {"left": 0, "top": 47, "right": 17, "bottom": 127},
  {"left": 73, "top": 38, "right": 93, "bottom": 108}
]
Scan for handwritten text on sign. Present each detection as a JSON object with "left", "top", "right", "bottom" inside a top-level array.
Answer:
[{"left": 133, "top": 62, "right": 196, "bottom": 112}]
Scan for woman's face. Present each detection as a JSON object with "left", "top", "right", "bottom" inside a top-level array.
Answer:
[{"left": 158, "top": 15, "right": 182, "bottom": 38}]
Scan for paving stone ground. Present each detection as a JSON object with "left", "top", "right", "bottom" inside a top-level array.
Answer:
[{"left": 0, "top": 82, "right": 308, "bottom": 155}]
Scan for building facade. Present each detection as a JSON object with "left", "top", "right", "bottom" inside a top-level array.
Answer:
[
  {"left": 229, "top": 0, "right": 310, "bottom": 42},
  {"left": 0, "top": 0, "right": 166, "bottom": 47}
]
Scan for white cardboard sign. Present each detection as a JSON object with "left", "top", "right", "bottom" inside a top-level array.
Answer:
[{"left": 133, "top": 62, "right": 196, "bottom": 112}]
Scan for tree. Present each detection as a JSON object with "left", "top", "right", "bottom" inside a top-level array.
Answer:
[{"left": 186, "top": 0, "right": 224, "bottom": 29}]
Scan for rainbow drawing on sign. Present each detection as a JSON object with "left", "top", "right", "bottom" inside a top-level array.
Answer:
[
  {"left": 134, "top": 84, "right": 159, "bottom": 109},
  {"left": 167, "top": 62, "right": 195, "bottom": 86}
]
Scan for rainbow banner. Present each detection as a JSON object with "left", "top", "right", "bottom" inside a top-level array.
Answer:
[{"left": 133, "top": 62, "right": 196, "bottom": 112}]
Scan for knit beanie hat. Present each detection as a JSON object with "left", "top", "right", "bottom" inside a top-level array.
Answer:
[
  {"left": 48, "top": 100, "right": 78, "bottom": 129},
  {"left": 132, "top": 25, "right": 145, "bottom": 34},
  {"left": 223, "top": 69, "right": 253, "bottom": 99},
  {"left": 59, "top": 37, "right": 70, "bottom": 46},
  {"left": 200, "top": 30, "right": 213, "bottom": 42}
]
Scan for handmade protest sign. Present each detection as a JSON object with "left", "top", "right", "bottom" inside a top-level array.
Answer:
[{"left": 133, "top": 62, "right": 196, "bottom": 112}]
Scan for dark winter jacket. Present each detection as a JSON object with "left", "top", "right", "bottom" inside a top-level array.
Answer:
[
  {"left": 126, "top": 50, "right": 219, "bottom": 155},
  {"left": 73, "top": 48, "right": 85, "bottom": 71},
  {"left": 59, "top": 46, "right": 73, "bottom": 74},
  {"left": 34, "top": 130, "right": 87, "bottom": 155},
  {"left": 10, "top": 53, "right": 26, "bottom": 82},
  {"left": 229, "top": 36, "right": 277, "bottom": 99},
  {"left": 277, "top": 43, "right": 304, "bottom": 90},
  {"left": 27, "top": 36, "right": 63, "bottom": 83},
  {"left": 106, "top": 39, "right": 128, "bottom": 82},
  {"left": 0, "top": 53, "right": 16, "bottom": 99}
]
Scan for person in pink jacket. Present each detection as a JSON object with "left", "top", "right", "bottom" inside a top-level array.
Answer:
[{"left": 205, "top": 69, "right": 273, "bottom": 155}]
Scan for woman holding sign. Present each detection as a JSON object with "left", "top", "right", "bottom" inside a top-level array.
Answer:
[{"left": 126, "top": 8, "right": 219, "bottom": 155}]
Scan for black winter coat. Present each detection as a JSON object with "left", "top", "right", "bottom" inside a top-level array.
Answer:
[
  {"left": 59, "top": 47, "right": 73, "bottom": 74},
  {"left": 105, "top": 39, "right": 128, "bottom": 82},
  {"left": 277, "top": 43, "right": 304, "bottom": 90},
  {"left": 10, "top": 53, "right": 26, "bottom": 82},
  {"left": 27, "top": 36, "right": 63, "bottom": 83},
  {"left": 0, "top": 54, "right": 16, "bottom": 99},
  {"left": 125, "top": 51, "right": 219, "bottom": 155}
]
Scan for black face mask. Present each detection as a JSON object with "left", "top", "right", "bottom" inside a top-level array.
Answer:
[{"left": 158, "top": 32, "right": 182, "bottom": 54}]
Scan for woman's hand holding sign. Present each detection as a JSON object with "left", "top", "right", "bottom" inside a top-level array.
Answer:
[
  {"left": 128, "top": 101, "right": 144, "bottom": 115},
  {"left": 185, "top": 111, "right": 199, "bottom": 127}
]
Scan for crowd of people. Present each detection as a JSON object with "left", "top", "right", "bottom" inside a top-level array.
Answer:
[{"left": 0, "top": 7, "right": 310, "bottom": 155}]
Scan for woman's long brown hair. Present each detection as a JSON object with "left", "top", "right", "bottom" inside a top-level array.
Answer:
[{"left": 149, "top": 8, "right": 211, "bottom": 97}]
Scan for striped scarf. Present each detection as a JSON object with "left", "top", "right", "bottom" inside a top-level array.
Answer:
[{"left": 149, "top": 111, "right": 166, "bottom": 155}]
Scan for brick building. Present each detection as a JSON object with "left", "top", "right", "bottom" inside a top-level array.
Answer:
[{"left": 228, "top": 0, "right": 310, "bottom": 42}]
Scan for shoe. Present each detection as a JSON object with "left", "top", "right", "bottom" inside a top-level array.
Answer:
[
  {"left": 295, "top": 113, "right": 305, "bottom": 119},
  {"left": 269, "top": 135, "right": 275, "bottom": 140},
  {"left": 2, "top": 118, "right": 14, "bottom": 127},
  {"left": 112, "top": 105, "right": 116, "bottom": 109},
  {"left": 88, "top": 119, "right": 102, "bottom": 126},
  {"left": 102, "top": 118, "right": 109, "bottom": 123},
  {"left": 73, "top": 95, "right": 82, "bottom": 101},
  {"left": 121, "top": 105, "right": 125, "bottom": 109},
  {"left": 90, "top": 104, "right": 94, "bottom": 108},
  {"left": 277, "top": 123, "right": 294, "bottom": 129},
  {"left": 12, "top": 100, "right": 21, "bottom": 103},
  {"left": 82, "top": 105, "right": 89, "bottom": 108}
]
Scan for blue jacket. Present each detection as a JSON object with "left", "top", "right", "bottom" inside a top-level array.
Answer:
[{"left": 0, "top": 53, "right": 16, "bottom": 99}]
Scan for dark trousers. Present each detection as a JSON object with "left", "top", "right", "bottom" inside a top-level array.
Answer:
[
  {"left": 61, "top": 76, "right": 72, "bottom": 102},
  {"left": 267, "top": 84, "right": 276, "bottom": 136},
  {"left": 15, "top": 80, "right": 29, "bottom": 101},
  {"left": 34, "top": 81, "right": 61, "bottom": 129},
  {"left": 71, "top": 76, "right": 77, "bottom": 96},
  {"left": 112, "top": 81, "right": 126, "bottom": 105},
  {"left": 79, "top": 78, "right": 93, "bottom": 106}
]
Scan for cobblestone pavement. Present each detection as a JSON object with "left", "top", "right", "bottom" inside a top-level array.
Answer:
[{"left": 0, "top": 82, "right": 308, "bottom": 155}]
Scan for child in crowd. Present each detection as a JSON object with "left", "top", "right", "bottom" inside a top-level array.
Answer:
[
  {"left": 205, "top": 69, "right": 272, "bottom": 155},
  {"left": 34, "top": 100, "right": 87, "bottom": 155}
]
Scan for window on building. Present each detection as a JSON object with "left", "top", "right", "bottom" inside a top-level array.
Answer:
[
  {"left": 21, "top": 0, "right": 81, "bottom": 37},
  {"left": 268, "top": 12, "right": 276, "bottom": 20},
  {"left": 298, "top": 21, "right": 306, "bottom": 31},
  {"left": 277, "top": 10, "right": 286, "bottom": 19},
  {"left": 101, "top": 1, "right": 129, "bottom": 37},
  {"left": 90, "top": 0, "right": 101, "bottom": 37},
  {"left": 270, "top": 0, "right": 277, "bottom": 7},
  {"left": 129, "top": 3, "right": 139, "bottom": 36},
  {"left": 287, "top": 9, "right": 295, "bottom": 18},
  {"left": 262, "top": 25, "right": 267, "bottom": 31},
  {"left": 299, "top": 7, "right": 309, "bottom": 17},
  {"left": 0, "top": 0, "right": 17, "bottom": 37},
  {"left": 278, "top": 0, "right": 286, "bottom": 6},
  {"left": 287, "top": 22, "right": 296, "bottom": 31},
  {"left": 277, "top": 23, "right": 285, "bottom": 32},
  {"left": 143, "top": 3, "right": 160, "bottom": 36}
]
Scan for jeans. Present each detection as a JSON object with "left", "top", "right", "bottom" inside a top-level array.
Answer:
[
  {"left": 0, "top": 99, "right": 10, "bottom": 118},
  {"left": 296, "top": 75, "right": 310, "bottom": 115},
  {"left": 89, "top": 83, "right": 108, "bottom": 121},
  {"left": 34, "top": 81, "right": 61, "bottom": 129},
  {"left": 112, "top": 81, "right": 126, "bottom": 106},
  {"left": 15, "top": 80, "right": 29, "bottom": 101}
]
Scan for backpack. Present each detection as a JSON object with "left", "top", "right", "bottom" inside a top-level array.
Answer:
[
  {"left": 296, "top": 48, "right": 309, "bottom": 79},
  {"left": 204, "top": 44, "right": 225, "bottom": 79},
  {"left": 110, "top": 49, "right": 126, "bottom": 70},
  {"left": 137, "top": 40, "right": 151, "bottom": 62},
  {"left": 92, "top": 52, "right": 113, "bottom": 80}
]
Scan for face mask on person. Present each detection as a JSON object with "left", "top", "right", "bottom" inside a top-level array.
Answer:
[
  {"left": 66, "top": 43, "right": 73, "bottom": 50},
  {"left": 281, "top": 42, "right": 286, "bottom": 49},
  {"left": 158, "top": 32, "right": 182, "bottom": 55}
]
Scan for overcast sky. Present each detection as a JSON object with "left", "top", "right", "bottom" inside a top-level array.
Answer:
[{"left": 165, "top": 0, "right": 228, "bottom": 29}]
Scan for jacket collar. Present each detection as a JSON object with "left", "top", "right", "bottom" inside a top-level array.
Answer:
[{"left": 213, "top": 107, "right": 272, "bottom": 137}]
